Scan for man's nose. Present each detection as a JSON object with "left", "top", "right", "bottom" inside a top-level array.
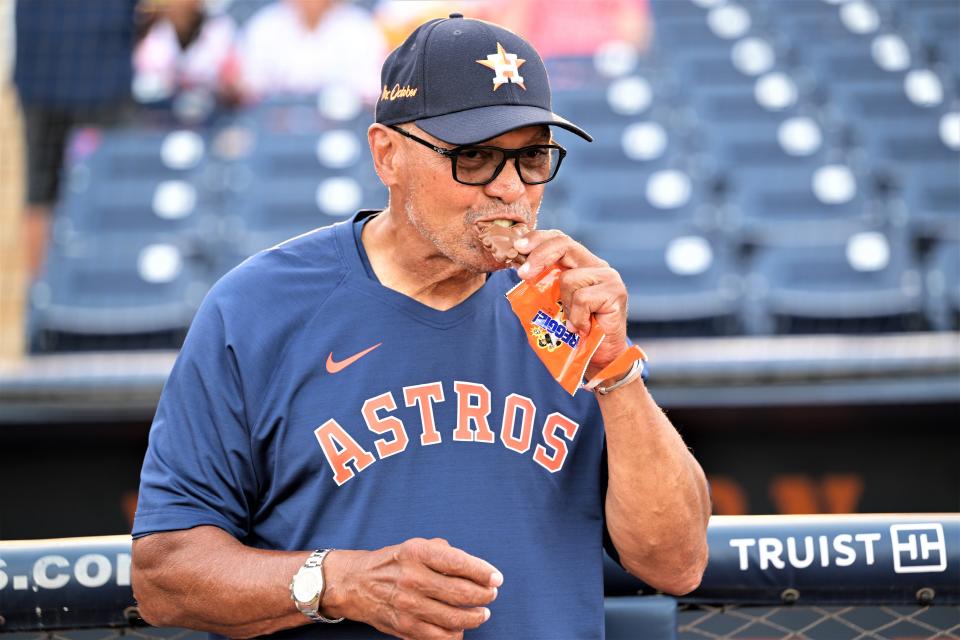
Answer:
[{"left": 483, "top": 158, "right": 526, "bottom": 203}]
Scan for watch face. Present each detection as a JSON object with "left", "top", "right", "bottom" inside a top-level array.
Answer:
[{"left": 292, "top": 569, "right": 322, "bottom": 603}]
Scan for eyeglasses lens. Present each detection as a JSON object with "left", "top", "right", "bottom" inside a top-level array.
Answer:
[{"left": 454, "top": 146, "right": 561, "bottom": 185}]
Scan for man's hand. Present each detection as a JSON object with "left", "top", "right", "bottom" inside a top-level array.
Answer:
[
  {"left": 322, "top": 537, "right": 502, "bottom": 640},
  {"left": 514, "top": 230, "right": 630, "bottom": 378}
]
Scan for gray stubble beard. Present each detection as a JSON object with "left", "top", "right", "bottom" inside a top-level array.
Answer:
[{"left": 403, "top": 198, "right": 538, "bottom": 272}]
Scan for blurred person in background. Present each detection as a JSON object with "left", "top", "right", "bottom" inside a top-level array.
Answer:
[
  {"left": 14, "top": 0, "right": 140, "bottom": 279},
  {"left": 374, "top": 0, "right": 495, "bottom": 50},
  {"left": 134, "top": 0, "right": 242, "bottom": 107},
  {"left": 14, "top": 0, "right": 205, "bottom": 279},
  {"left": 489, "top": 0, "right": 652, "bottom": 59},
  {"left": 239, "top": 0, "right": 386, "bottom": 103}
]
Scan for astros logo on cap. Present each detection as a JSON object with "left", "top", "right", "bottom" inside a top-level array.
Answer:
[{"left": 476, "top": 42, "right": 526, "bottom": 91}]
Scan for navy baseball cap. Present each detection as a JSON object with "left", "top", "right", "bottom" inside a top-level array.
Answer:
[{"left": 376, "top": 13, "right": 593, "bottom": 145}]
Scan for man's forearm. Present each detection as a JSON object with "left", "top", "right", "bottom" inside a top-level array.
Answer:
[
  {"left": 600, "top": 378, "right": 711, "bottom": 594},
  {"left": 132, "top": 527, "right": 499, "bottom": 639},
  {"left": 132, "top": 526, "right": 311, "bottom": 638}
]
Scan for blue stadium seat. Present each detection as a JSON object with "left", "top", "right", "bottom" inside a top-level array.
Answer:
[
  {"left": 232, "top": 129, "right": 378, "bottom": 181},
  {"left": 830, "top": 84, "right": 948, "bottom": 125},
  {"left": 744, "top": 229, "right": 926, "bottom": 334},
  {"left": 768, "top": 8, "right": 875, "bottom": 48},
  {"left": 543, "top": 54, "right": 655, "bottom": 91},
  {"left": 855, "top": 119, "right": 955, "bottom": 165},
  {"left": 925, "top": 238, "right": 960, "bottom": 330},
  {"left": 688, "top": 86, "right": 806, "bottom": 129},
  {"left": 652, "top": 15, "right": 750, "bottom": 57},
  {"left": 551, "top": 74, "right": 667, "bottom": 130},
  {"left": 54, "top": 175, "right": 214, "bottom": 238},
  {"left": 70, "top": 126, "right": 209, "bottom": 181},
  {"left": 673, "top": 50, "right": 779, "bottom": 90},
  {"left": 30, "top": 233, "right": 208, "bottom": 352},
  {"left": 239, "top": 91, "right": 374, "bottom": 137},
  {"left": 898, "top": 162, "right": 960, "bottom": 239},
  {"left": 897, "top": 1, "right": 960, "bottom": 50},
  {"left": 563, "top": 119, "right": 687, "bottom": 174},
  {"left": 727, "top": 162, "right": 886, "bottom": 246},
  {"left": 565, "top": 167, "right": 718, "bottom": 251},
  {"left": 221, "top": 173, "right": 386, "bottom": 262},
  {"left": 600, "top": 237, "right": 743, "bottom": 335},
  {"left": 806, "top": 48, "right": 904, "bottom": 90},
  {"left": 697, "top": 113, "right": 831, "bottom": 176},
  {"left": 649, "top": 0, "right": 714, "bottom": 21}
]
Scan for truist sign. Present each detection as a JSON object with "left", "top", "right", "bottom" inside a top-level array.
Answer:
[
  {"left": 684, "top": 515, "right": 960, "bottom": 605},
  {"left": 729, "top": 523, "right": 947, "bottom": 573}
]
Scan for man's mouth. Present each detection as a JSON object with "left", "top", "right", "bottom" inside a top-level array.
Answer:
[{"left": 475, "top": 218, "right": 521, "bottom": 230}]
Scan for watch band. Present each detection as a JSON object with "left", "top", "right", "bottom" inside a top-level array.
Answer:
[
  {"left": 292, "top": 549, "right": 344, "bottom": 624},
  {"left": 583, "top": 344, "right": 647, "bottom": 394},
  {"left": 594, "top": 357, "right": 644, "bottom": 395}
]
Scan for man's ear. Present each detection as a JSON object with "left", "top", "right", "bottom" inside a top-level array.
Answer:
[{"left": 368, "top": 124, "right": 401, "bottom": 187}]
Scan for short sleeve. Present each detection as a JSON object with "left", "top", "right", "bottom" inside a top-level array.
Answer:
[{"left": 132, "top": 292, "right": 258, "bottom": 540}]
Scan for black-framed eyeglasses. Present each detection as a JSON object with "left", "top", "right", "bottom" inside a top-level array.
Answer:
[{"left": 388, "top": 125, "right": 567, "bottom": 186}]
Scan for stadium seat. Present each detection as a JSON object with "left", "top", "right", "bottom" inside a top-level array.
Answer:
[
  {"left": 652, "top": 10, "right": 758, "bottom": 58},
  {"left": 767, "top": 7, "right": 877, "bottom": 48},
  {"left": 599, "top": 237, "right": 743, "bottom": 336},
  {"left": 897, "top": 1, "right": 960, "bottom": 51},
  {"left": 925, "top": 238, "right": 960, "bottom": 331},
  {"left": 30, "top": 233, "right": 208, "bottom": 352},
  {"left": 649, "top": 0, "right": 716, "bottom": 21},
  {"left": 231, "top": 128, "right": 378, "bottom": 181},
  {"left": 240, "top": 89, "right": 374, "bottom": 137},
  {"left": 726, "top": 162, "right": 885, "bottom": 246},
  {"left": 221, "top": 173, "right": 386, "bottom": 263},
  {"left": 565, "top": 166, "right": 719, "bottom": 251},
  {"left": 696, "top": 112, "right": 831, "bottom": 174},
  {"left": 544, "top": 51, "right": 654, "bottom": 91},
  {"left": 563, "top": 119, "right": 686, "bottom": 174},
  {"left": 54, "top": 175, "right": 214, "bottom": 239},
  {"left": 69, "top": 126, "right": 209, "bottom": 181},
  {"left": 551, "top": 74, "right": 667, "bottom": 130},
  {"left": 688, "top": 86, "right": 807, "bottom": 131},
  {"left": 674, "top": 49, "right": 778, "bottom": 90},
  {"left": 744, "top": 229, "right": 926, "bottom": 334},
  {"left": 898, "top": 162, "right": 960, "bottom": 240}
]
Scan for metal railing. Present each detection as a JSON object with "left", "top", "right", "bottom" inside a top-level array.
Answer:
[{"left": 2, "top": 515, "right": 958, "bottom": 638}]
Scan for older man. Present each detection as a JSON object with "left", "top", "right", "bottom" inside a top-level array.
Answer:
[{"left": 131, "top": 14, "right": 710, "bottom": 640}]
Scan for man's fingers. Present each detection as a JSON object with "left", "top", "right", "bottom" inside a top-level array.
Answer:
[
  {"left": 385, "top": 611, "right": 465, "bottom": 640},
  {"left": 562, "top": 280, "right": 627, "bottom": 336},
  {"left": 419, "top": 572, "right": 499, "bottom": 607},
  {"left": 403, "top": 593, "right": 491, "bottom": 633},
  {"left": 416, "top": 540, "right": 503, "bottom": 587},
  {"left": 515, "top": 232, "right": 604, "bottom": 279}
]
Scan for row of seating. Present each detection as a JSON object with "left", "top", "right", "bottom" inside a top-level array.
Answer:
[
  {"left": 31, "top": 214, "right": 959, "bottom": 352},
  {"left": 28, "top": 0, "right": 960, "bottom": 351}
]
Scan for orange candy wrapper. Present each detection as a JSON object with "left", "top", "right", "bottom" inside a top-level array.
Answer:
[
  {"left": 505, "top": 264, "right": 605, "bottom": 395},
  {"left": 479, "top": 222, "right": 647, "bottom": 395}
]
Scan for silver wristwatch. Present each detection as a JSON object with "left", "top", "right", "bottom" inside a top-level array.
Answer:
[{"left": 290, "top": 549, "right": 344, "bottom": 623}]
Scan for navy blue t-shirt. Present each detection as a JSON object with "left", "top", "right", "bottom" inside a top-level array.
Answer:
[{"left": 134, "top": 212, "right": 611, "bottom": 638}]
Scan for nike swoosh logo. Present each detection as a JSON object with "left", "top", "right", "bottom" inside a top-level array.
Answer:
[{"left": 326, "top": 342, "right": 382, "bottom": 374}]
